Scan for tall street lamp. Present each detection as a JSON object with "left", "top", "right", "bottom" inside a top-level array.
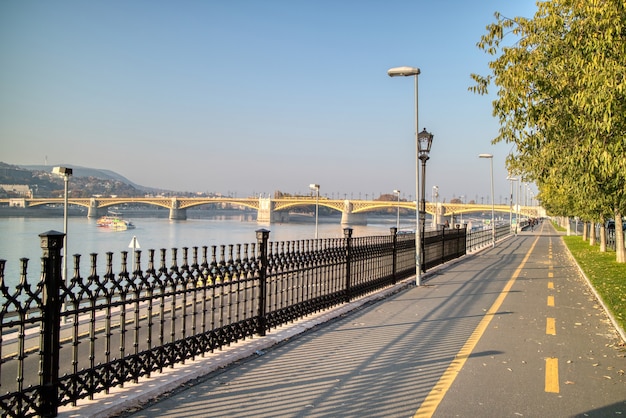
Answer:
[
  {"left": 52, "top": 166, "right": 73, "bottom": 283},
  {"left": 518, "top": 179, "right": 522, "bottom": 231},
  {"left": 393, "top": 189, "right": 401, "bottom": 230},
  {"left": 418, "top": 128, "right": 434, "bottom": 268},
  {"left": 388, "top": 65, "right": 423, "bottom": 285},
  {"left": 479, "top": 154, "right": 495, "bottom": 247},
  {"left": 309, "top": 183, "right": 320, "bottom": 239},
  {"left": 507, "top": 176, "right": 518, "bottom": 234}
]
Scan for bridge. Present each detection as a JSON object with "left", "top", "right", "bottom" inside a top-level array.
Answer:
[{"left": 1, "top": 196, "right": 542, "bottom": 224}]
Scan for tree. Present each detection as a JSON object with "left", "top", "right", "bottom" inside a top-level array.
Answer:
[{"left": 471, "top": 0, "right": 626, "bottom": 262}]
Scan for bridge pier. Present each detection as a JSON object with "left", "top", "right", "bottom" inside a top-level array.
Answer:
[
  {"left": 87, "top": 198, "right": 105, "bottom": 218},
  {"left": 169, "top": 198, "right": 187, "bottom": 220},
  {"left": 432, "top": 202, "right": 444, "bottom": 229},
  {"left": 8, "top": 198, "right": 26, "bottom": 208},
  {"left": 341, "top": 200, "right": 367, "bottom": 225},
  {"left": 257, "top": 197, "right": 276, "bottom": 223},
  {"left": 255, "top": 198, "right": 291, "bottom": 223}
]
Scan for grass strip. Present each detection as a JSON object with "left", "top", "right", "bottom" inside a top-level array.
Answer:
[{"left": 561, "top": 234, "right": 626, "bottom": 334}]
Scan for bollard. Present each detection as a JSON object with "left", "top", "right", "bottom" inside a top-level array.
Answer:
[
  {"left": 256, "top": 229, "right": 270, "bottom": 336},
  {"left": 39, "top": 230, "right": 65, "bottom": 417}
]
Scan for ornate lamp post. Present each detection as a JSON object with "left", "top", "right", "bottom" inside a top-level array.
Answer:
[
  {"left": 387, "top": 65, "right": 424, "bottom": 285},
  {"left": 393, "top": 189, "right": 401, "bottom": 230},
  {"left": 418, "top": 129, "right": 434, "bottom": 269},
  {"left": 309, "top": 183, "right": 320, "bottom": 239},
  {"left": 52, "top": 166, "right": 73, "bottom": 283},
  {"left": 507, "top": 176, "right": 518, "bottom": 234}
]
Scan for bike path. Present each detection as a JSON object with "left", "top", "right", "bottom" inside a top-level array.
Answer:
[
  {"left": 61, "top": 223, "right": 625, "bottom": 417},
  {"left": 431, "top": 223, "right": 625, "bottom": 417}
]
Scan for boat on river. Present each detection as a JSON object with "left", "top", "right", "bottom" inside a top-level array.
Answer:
[{"left": 96, "top": 212, "right": 135, "bottom": 231}]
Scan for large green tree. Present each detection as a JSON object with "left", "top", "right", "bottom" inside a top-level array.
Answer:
[{"left": 471, "top": 0, "right": 626, "bottom": 262}]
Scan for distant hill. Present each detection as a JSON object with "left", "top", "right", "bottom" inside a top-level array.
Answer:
[
  {"left": 0, "top": 162, "right": 176, "bottom": 197},
  {"left": 19, "top": 164, "right": 146, "bottom": 189}
]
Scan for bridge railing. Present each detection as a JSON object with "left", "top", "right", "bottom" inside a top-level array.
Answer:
[{"left": 0, "top": 225, "right": 505, "bottom": 417}]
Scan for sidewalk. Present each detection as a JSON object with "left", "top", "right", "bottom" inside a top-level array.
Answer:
[{"left": 60, "top": 223, "right": 626, "bottom": 417}]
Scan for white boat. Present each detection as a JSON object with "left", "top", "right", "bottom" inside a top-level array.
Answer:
[{"left": 96, "top": 213, "right": 135, "bottom": 231}]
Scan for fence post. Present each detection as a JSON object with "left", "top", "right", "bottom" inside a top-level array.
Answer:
[
  {"left": 390, "top": 227, "right": 397, "bottom": 284},
  {"left": 344, "top": 227, "right": 353, "bottom": 302},
  {"left": 256, "top": 229, "right": 270, "bottom": 337},
  {"left": 39, "top": 230, "right": 65, "bottom": 417},
  {"left": 461, "top": 225, "right": 467, "bottom": 256},
  {"left": 441, "top": 227, "right": 446, "bottom": 266}
]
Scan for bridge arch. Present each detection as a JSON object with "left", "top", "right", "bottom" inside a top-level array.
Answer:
[{"left": 0, "top": 197, "right": 542, "bottom": 223}]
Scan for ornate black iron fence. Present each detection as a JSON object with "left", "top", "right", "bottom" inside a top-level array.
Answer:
[
  {"left": 0, "top": 225, "right": 478, "bottom": 417},
  {"left": 466, "top": 224, "right": 514, "bottom": 252}
]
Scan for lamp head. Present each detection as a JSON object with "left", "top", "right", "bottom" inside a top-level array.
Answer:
[
  {"left": 417, "top": 128, "right": 434, "bottom": 160},
  {"left": 478, "top": 154, "right": 493, "bottom": 159},
  {"left": 52, "top": 166, "right": 73, "bottom": 176},
  {"left": 387, "top": 66, "right": 421, "bottom": 77}
]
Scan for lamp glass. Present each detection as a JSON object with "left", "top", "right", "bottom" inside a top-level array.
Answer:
[{"left": 417, "top": 129, "right": 433, "bottom": 157}]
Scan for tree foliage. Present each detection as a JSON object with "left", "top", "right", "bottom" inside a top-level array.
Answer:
[{"left": 471, "top": 0, "right": 626, "bottom": 261}]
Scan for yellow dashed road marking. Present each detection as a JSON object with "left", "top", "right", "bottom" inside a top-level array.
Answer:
[
  {"left": 545, "top": 357, "right": 560, "bottom": 393},
  {"left": 414, "top": 236, "right": 541, "bottom": 417}
]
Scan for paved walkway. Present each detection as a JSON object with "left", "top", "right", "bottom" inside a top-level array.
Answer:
[{"left": 60, "top": 222, "right": 626, "bottom": 417}]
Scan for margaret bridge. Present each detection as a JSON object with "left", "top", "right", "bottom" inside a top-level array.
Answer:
[{"left": 2, "top": 196, "right": 542, "bottom": 225}]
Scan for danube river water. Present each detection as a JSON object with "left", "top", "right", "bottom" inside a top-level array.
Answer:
[{"left": 0, "top": 212, "right": 410, "bottom": 290}]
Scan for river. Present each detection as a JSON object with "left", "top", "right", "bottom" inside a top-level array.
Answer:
[{"left": 0, "top": 211, "right": 413, "bottom": 290}]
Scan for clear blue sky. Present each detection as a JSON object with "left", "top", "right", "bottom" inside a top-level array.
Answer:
[{"left": 1, "top": 0, "right": 538, "bottom": 204}]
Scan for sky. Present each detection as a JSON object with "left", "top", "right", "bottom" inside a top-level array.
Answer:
[{"left": 0, "top": 0, "right": 539, "bottom": 204}]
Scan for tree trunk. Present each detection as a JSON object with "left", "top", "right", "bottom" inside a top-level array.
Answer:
[
  {"left": 600, "top": 222, "right": 607, "bottom": 252},
  {"left": 582, "top": 221, "right": 588, "bottom": 241},
  {"left": 566, "top": 217, "right": 571, "bottom": 235},
  {"left": 615, "top": 209, "right": 625, "bottom": 263},
  {"left": 589, "top": 222, "right": 596, "bottom": 246}
]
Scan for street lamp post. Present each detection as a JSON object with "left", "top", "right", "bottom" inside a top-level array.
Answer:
[
  {"left": 507, "top": 176, "right": 518, "bottom": 234},
  {"left": 309, "top": 183, "right": 320, "bottom": 239},
  {"left": 518, "top": 179, "right": 522, "bottom": 231},
  {"left": 393, "top": 189, "right": 401, "bottom": 230},
  {"left": 52, "top": 166, "right": 73, "bottom": 283},
  {"left": 479, "top": 154, "right": 495, "bottom": 247},
  {"left": 388, "top": 65, "right": 424, "bottom": 285}
]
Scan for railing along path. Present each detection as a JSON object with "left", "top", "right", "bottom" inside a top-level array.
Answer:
[{"left": 0, "top": 224, "right": 513, "bottom": 417}]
